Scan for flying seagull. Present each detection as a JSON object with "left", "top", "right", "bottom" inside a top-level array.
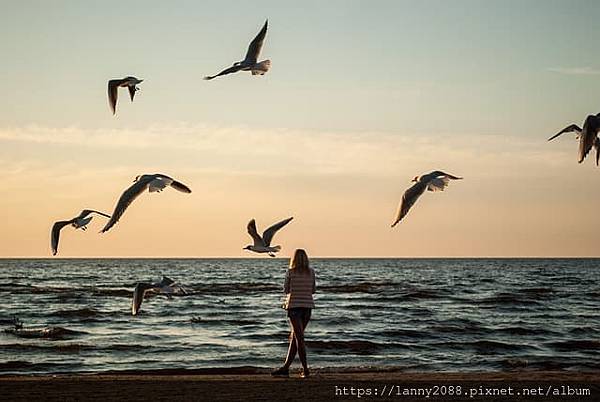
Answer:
[
  {"left": 548, "top": 113, "right": 600, "bottom": 165},
  {"left": 100, "top": 174, "right": 192, "bottom": 233},
  {"left": 391, "top": 171, "right": 463, "bottom": 227},
  {"left": 204, "top": 20, "right": 271, "bottom": 80},
  {"left": 51, "top": 210, "right": 111, "bottom": 255},
  {"left": 108, "top": 76, "right": 143, "bottom": 115},
  {"left": 244, "top": 217, "right": 293, "bottom": 257},
  {"left": 131, "top": 276, "right": 187, "bottom": 316}
]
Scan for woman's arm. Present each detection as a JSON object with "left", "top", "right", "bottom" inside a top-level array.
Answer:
[{"left": 284, "top": 270, "right": 291, "bottom": 294}]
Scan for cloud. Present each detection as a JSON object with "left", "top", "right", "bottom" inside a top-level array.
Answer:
[
  {"left": 547, "top": 66, "right": 600, "bottom": 75},
  {"left": 0, "top": 123, "right": 569, "bottom": 182}
]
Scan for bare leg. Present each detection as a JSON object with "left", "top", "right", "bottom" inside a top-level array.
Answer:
[
  {"left": 299, "top": 311, "right": 311, "bottom": 371},
  {"left": 282, "top": 325, "right": 298, "bottom": 369},
  {"left": 289, "top": 315, "right": 308, "bottom": 371}
]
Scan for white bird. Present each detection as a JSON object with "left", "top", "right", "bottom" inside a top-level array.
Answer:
[
  {"left": 548, "top": 113, "right": 600, "bottom": 165},
  {"left": 204, "top": 20, "right": 271, "bottom": 80},
  {"left": 108, "top": 76, "right": 143, "bottom": 115},
  {"left": 244, "top": 217, "right": 293, "bottom": 257},
  {"left": 131, "top": 276, "right": 187, "bottom": 316},
  {"left": 100, "top": 174, "right": 192, "bottom": 233},
  {"left": 51, "top": 210, "right": 111, "bottom": 255},
  {"left": 391, "top": 171, "right": 463, "bottom": 227}
]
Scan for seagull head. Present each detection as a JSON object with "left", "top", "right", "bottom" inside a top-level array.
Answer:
[
  {"left": 243, "top": 245, "right": 252, "bottom": 250},
  {"left": 133, "top": 175, "right": 141, "bottom": 183},
  {"left": 412, "top": 176, "right": 420, "bottom": 183}
]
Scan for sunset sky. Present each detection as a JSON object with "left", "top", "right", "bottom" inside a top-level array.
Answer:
[{"left": 1, "top": 0, "right": 599, "bottom": 257}]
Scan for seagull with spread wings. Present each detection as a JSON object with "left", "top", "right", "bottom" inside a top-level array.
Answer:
[
  {"left": 51, "top": 209, "right": 111, "bottom": 255},
  {"left": 107, "top": 76, "right": 143, "bottom": 115},
  {"left": 100, "top": 174, "right": 192, "bottom": 233},
  {"left": 131, "top": 276, "right": 187, "bottom": 316},
  {"left": 548, "top": 113, "right": 600, "bottom": 166},
  {"left": 204, "top": 20, "right": 271, "bottom": 80},
  {"left": 244, "top": 217, "right": 293, "bottom": 257},
  {"left": 391, "top": 171, "right": 463, "bottom": 227}
]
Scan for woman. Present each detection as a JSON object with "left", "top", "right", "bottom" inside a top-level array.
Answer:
[{"left": 271, "top": 249, "right": 316, "bottom": 378}]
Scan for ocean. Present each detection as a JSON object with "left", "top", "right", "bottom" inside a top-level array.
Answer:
[{"left": 1, "top": 258, "right": 599, "bottom": 375}]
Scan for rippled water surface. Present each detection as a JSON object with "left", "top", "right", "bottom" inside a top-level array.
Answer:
[{"left": 1, "top": 258, "right": 599, "bottom": 374}]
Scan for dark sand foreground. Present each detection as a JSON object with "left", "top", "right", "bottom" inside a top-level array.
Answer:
[{"left": 1, "top": 370, "right": 599, "bottom": 402}]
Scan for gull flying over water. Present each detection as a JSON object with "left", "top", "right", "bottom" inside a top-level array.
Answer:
[
  {"left": 108, "top": 76, "right": 143, "bottom": 115},
  {"left": 100, "top": 174, "right": 192, "bottom": 233},
  {"left": 51, "top": 209, "right": 111, "bottom": 255},
  {"left": 131, "top": 276, "right": 187, "bottom": 316},
  {"left": 244, "top": 217, "right": 293, "bottom": 257},
  {"left": 204, "top": 20, "right": 271, "bottom": 80},
  {"left": 391, "top": 171, "right": 463, "bottom": 227},
  {"left": 548, "top": 113, "right": 600, "bottom": 166}
]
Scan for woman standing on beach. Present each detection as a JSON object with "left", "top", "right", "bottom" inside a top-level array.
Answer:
[{"left": 272, "top": 249, "right": 316, "bottom": 378}]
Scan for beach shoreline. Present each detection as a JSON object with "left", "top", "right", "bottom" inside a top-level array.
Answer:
[{"left": 1, "top": 370, "right": 599, "bottom": 401}]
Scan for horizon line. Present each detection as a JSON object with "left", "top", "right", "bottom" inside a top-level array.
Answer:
[{"left": 1, "top": 256, "right": 599, "bottom": 260}]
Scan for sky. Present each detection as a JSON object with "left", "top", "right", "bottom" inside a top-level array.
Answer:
[{"left": 1, "top": 0, "right": 600, "bottom": 257}]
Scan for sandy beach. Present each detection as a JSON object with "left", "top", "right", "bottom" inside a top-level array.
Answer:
[{"left": 1, "top": 370, "right": 599, "bottom": 401}]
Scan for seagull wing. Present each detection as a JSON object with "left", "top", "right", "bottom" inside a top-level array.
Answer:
[
  {"left": 101, "top": 177, "right": 151, "bottom": 233},
  {"left": 51, "top": 220, "right": 73, "bottom": 256},
  {"left": 548, "top": 124, "right": 582, "bottom": 141},
  {"left": 247, "top": 219, "right": 263, "bottom": 246},
  {"left": 154, "top": 174, "right": 192, "bottom": 193},
  {"left": 128, "top": 85, "right": 136, "bottom": 102},
  {"left": 262, "top": 216, "right": 293, "bottom": 247},
  {"left": 391, "top": 181, "right": 428, "bottom": 227},
  {"left": 203, "top": 65, "right": 245, "bottom": 80},
  {"left": 160, "top": 276, "right": 175, "bottom": 287},
  {"left": 132, "top": 283, "right": 150, "bottom": 316},
  {"left": 78, "top": 209, "right": 111, "bottom": 219},
  {"left": 108, "top": 80, "right": 120, "bottom": 115},
  {"left": 170, "top": 180, "right": 192, "bottom": 193},
  {"left": 579, "top": 116, "right": 600, "bottom": 163},
  {"left": 244, "top": 20, "right": 268, "bottom": 64},
  {"left": 428, "top": 171, "right": 463, "bottom": 180}
]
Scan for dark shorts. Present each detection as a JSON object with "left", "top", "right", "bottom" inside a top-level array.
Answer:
[{"left": 287, "top": 307, "right": 312, "bottom": 321}]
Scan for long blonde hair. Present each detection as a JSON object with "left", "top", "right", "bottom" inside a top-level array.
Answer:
[{"left": 289, "top": 249, "right": 310, "bottom": 274}]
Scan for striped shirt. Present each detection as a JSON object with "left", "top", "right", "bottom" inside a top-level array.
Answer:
[{"left": 283, "top": 268, "right": 316, "bottom": 309}]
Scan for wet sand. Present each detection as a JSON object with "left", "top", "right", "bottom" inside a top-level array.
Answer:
[{"left": 1, "top": 370, "right": 599, "bottom": 401}]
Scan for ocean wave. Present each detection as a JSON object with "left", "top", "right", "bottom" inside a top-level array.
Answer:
[
  {"left": 380, "top": 329, "right": 424, "bottom": 339},
  {"left": 493, "top": 326, "right": 556, "bottom": 336},
  {"left": 3, "top": 326, "right": 86, "bottom": 340},
  {"left": 519, "top": 287, "right": 555, "bottom": 296},
  {"left": 473, "top": 293, "right": 544, "bottom": 306},
  {"left": 430, "top": 318, "right": 484, "bottom": 334},
  {"left": 0, "top": 343, "right": 154, "bottom": 354},
  {"left": 439, "top": 340, "right": 537, "bottom": 353},
  {"left": 50, "top": 308, "right": 102, "bottom": 319},
  {"left": 91, "top": 288, "right": 132, "bottom": 297},
  {"left": 195, "top": 318, "right": 260, "bottom": 327},
  {"left": 307, "top": 340, "right": 383, "bottom": 354},
  {"left": 546, "top": 340, "right": 600, "bottom": 352},
  {"left": 0, "top": 360, "right": 65, "bottom": 372},
  {"left": 318, "top": 283, "right": 391, "bottom": 294}
]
